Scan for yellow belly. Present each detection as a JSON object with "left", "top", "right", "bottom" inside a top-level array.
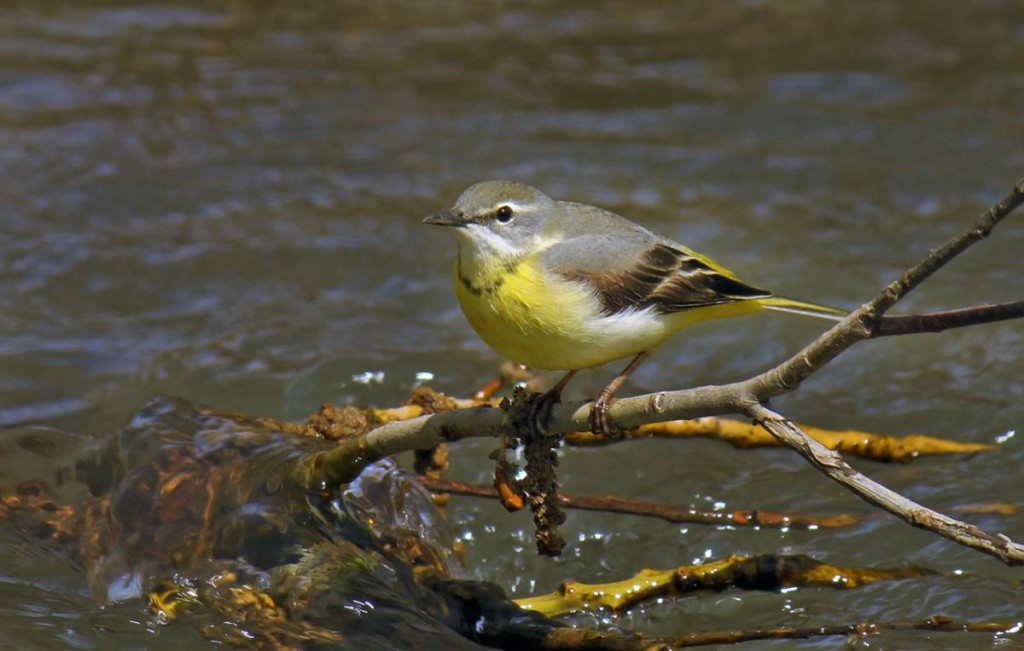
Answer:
[{"left": 453, "top": 255, "right": 761, "bottom": 370}]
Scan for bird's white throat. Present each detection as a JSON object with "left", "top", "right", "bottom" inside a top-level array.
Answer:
[{"left": 455, "top": 225, "right": 522, "bottom": 282}]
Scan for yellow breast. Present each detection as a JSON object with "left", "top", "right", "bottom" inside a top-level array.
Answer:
[{"left": 453, "top": 254, "right": 673, "bottom": 370}]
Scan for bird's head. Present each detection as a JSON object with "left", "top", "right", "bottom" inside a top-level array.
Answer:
[{"left": 424, "top": 180, "right": 558, "bottom": 263}]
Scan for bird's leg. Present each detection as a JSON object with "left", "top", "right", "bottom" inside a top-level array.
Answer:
[
  {"left": 530, "top": 369, "right": 579, "bottom": 434},
  {"left": 591, "top": 351, "right": 652, "bottom": 438}
]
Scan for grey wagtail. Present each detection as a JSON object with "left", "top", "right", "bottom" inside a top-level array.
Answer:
[{"left": 424, "top": 180, "right": 845, "bottom": 436}]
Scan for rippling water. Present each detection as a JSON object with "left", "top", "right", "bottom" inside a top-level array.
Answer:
[{"left": 1, "top": 1, "right": 1022, "bottom": 648}]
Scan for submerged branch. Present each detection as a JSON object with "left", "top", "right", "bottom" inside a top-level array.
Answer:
[
  {"left": 300, "top": 405, "right": 507, "bottom": 487},
  {"left": 565, "top": 416, "right": 994, "bottom": 462},
  {"left": 515, "top": 553, "right": 935, "bottom": 617}
]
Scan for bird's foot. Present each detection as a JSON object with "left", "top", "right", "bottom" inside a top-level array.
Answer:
[
  {"left": 588, "top": 395, "right": 625, "bottom": 439},
  {"left": 587, "top": 351, "right": 649, "bottom": 439},
  {"left": 528, "top": 387, "right": 563, "bottom": 436}
]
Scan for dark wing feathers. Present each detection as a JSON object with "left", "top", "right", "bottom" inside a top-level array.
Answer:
[{"left": 561, "top": 242, "right": 771, "bottom": 316}]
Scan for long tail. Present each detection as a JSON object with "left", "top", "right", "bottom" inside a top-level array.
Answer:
[{"left": 759, "top": 296, "right": 847, "bottom": 321}]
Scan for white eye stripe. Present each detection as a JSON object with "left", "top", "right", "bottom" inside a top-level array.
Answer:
[{"left": 487, "top": 201, "right": 527, "bottom": 214}]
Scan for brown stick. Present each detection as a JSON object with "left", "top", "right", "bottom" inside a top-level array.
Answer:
[
  {"left": 873, "top": 301, "right": 1024, "bottom": 337},
  {"left": 417, "top": 475, "right": 860, "bottom": 529}
]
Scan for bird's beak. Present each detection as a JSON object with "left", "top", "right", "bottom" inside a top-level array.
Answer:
[{"left": 423, "top": 210, "right": 466, "bottom": 227}]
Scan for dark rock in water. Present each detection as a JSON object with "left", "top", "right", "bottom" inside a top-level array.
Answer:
[{"left": 0, "top": 396, "right": 562, "bottom": 650}]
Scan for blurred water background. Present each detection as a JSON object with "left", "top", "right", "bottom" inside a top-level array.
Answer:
[{"left": 0, "top": 1, "right": 1022, "bottom": 648}]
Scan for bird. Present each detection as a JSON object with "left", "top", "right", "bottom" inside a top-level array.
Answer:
[{"left": 424, "top": 180, "right": 845, "bottom": 437}]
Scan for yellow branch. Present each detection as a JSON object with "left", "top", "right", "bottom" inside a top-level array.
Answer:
[
  {"left": 566, "top": 416, "right": 994, "bottom": 462},
  {"left": 515, "top": 553, "right": 936, "bottom": 617}
]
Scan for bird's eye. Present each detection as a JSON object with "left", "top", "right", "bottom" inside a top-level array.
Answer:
[{"left": 495, "top": 205, "right": 514, "bottom": 223}]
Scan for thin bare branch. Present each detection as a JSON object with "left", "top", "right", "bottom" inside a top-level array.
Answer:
[
  {"left": 873, "top": 301, "right": 1024, "bottom": 337},
  {"left": 871, "top": 179, "right": 1024, "bottom": 312},
  {"left": 418, "top": 475, "right": 860, "bottom": 529},
  {"left": 748, "top": 403, "right": 1024, "bottom": 565}
]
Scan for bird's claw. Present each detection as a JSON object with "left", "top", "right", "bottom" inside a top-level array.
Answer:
[{"left": 588, "top": 397, "right": 624, "bottom": 439}]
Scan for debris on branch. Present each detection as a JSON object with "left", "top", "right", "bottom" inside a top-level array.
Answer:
[
  {"left": 261, "top": 386, "right": 477, "bottom": 441},
  {"left": 505, "top": 386, "right": 567, "bottom": 557}
]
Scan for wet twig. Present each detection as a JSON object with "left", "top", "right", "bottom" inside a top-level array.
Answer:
[
  {"left": 418, "top": 475, "right": 860, "bottom": 529},
  {"left": 564, "top": 416, "right": 993, "bottom": 461},
  {"left": 514, "top": 553, "right": 936, "bottom": 617}
]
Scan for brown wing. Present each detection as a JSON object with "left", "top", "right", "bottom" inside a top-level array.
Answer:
[{"left": 559, "top": 242, "right": 772, "bottom": 316}]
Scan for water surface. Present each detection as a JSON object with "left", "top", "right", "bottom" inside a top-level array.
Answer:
[{"left": 1, "top": 1, "right": 1022, "bottom": 648}]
